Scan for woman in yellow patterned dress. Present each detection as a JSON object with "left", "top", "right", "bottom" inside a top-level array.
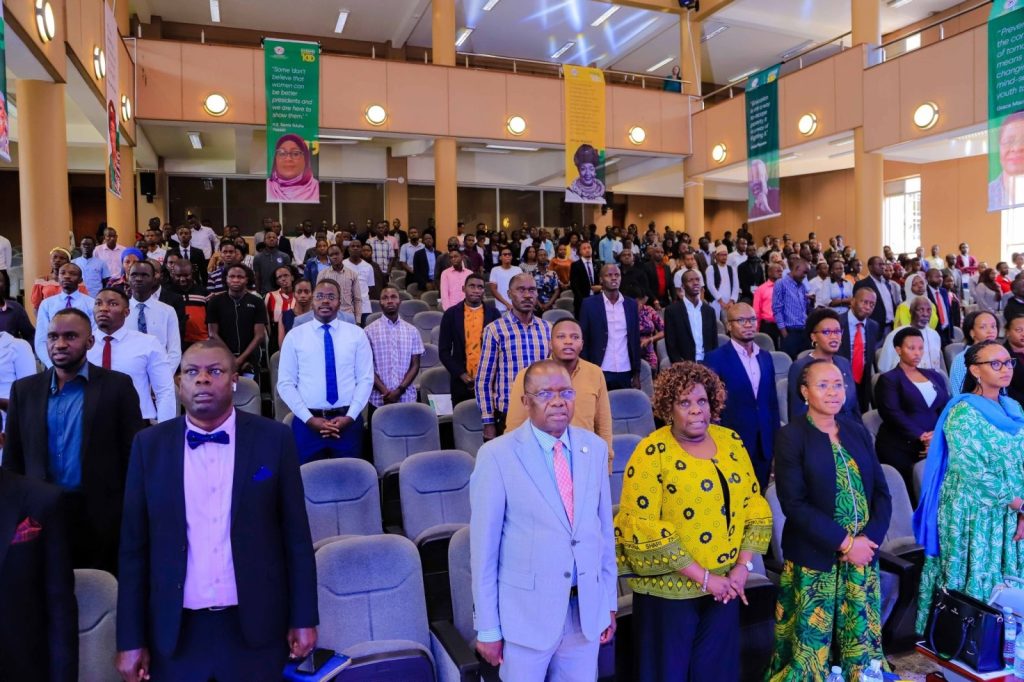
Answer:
[
  {"left": 767, "top": 360, "right": 892, "bottom": 681},
  {"left": 614, "top": 362, "right": 772, "bottom": 682}
]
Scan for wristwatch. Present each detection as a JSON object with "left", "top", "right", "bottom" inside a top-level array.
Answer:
[{"left": 742, "top": 560, "right": 754, "bottom": 572}]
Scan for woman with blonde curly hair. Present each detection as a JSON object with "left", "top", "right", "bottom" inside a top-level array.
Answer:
[{"left": 614, "top": 361, "right": 772, "bottom": 681}]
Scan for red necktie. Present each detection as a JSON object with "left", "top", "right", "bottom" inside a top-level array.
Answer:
[
  {"left": 102, "top": 336, "right": 113, "bottom": 369},
  {"left": 852, "top": 322, "right": 864, "bottom": 384}
]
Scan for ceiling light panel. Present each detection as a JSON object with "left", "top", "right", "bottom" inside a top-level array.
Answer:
[
  {"left": 334, "top": 10, "right": 349, "bottom": 34},
  {"left": 209, "top": 0, "right": 221, "bottom": 23},
  {"left": 551, "top": 41, "right": 575, "bottom": 60},
  {"left": 591, "top": 5, "right": 620, "bottom": 27}
]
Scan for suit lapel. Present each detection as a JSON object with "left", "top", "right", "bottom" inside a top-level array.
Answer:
[
  {"left": 723, "top": 343, "right": 755, "bottom": 402},
  {"left": 569, "top": 427, "right": 591, "bottom": 534},
  {"left": 512, "top": 424, "right": 572, "bottom": 533},
  {"left": 0, "top": 471, "right": 26, "bottom": 571},
  {"left": 169, "top": 419, "right": 188, "bottom": 535},
  {"left": 230, "top": 412, "right": 253, "bottom": 524}
]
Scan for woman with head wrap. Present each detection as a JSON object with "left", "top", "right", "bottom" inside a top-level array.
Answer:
[
  {"left": 893, "top": 272, "right": 938, "bottom": 329},
  {"left": 266, "top": 134, "right": 320, "bottom": 203},
  {"left": 565, "top": 144, "right": 606, "bottom": 203},
  {"left": 105, "top": 247, "right": 145, "bottom": 294}
]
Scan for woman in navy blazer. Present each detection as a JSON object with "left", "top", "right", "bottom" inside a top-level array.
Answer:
[
  {"left": 768, "top": 360, "right": 891, "bottom": 680},
  {"left": 874, "top": 327, "right": 950, "bottom": 496}
]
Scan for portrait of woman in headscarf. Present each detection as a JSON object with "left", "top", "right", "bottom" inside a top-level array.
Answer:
[
  {"left": 107, "top": 100, "right": 121, "bottom": 194},
  {"left": 565, "top": 143, "right": 606, "bottom": 204},
  {"left": 266, "top": 133, "right": 320, "bottom": 203}
]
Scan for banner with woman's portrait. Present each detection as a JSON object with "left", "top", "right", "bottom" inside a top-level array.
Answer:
[
  {"left": 105, "top": 2, "right": 121, "bottom": 197},
  {"left": 564, "top": 65, "right": 606, "bottom": 205},
  {"left": 264, "top": 38, "right": 320, "bottom": 204},
  {"left": 0, "top": 4, "right": 9, "bottom": 163},
  {"left": 988, "top": 1, "right": 1024, "bottom": 211},
  {"left": 745, "top": 65, "right": 781, "bottom": 222}
]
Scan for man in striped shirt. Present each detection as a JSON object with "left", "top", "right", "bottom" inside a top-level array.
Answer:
[
  {"left": 772, "top": 258, "right": 812, "bottom": 359},
  {"left": 476, "top": 273, "right": 552, "bottom": 440}
]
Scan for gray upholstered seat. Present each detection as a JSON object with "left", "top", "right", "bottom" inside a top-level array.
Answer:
[
  {"left": 610, "top": 433, "right": 642, "bottom": 504},
  {"left": 75, "top": 569, "right": 120, "bottom": 682},
  {"left": 370, "top": 402, "right": 441, "bottom": 476},
  {"left": 609, "top": 388, "right": 655, "bottom": 437},
  {"left": 452, "top": 400, "right": 483, "bottom": 457},
  {"left": 399, "top": 299, "right": 430, "bottom": 324},
  {"left": 413, "top": 310, "right": 444, "bottom": 344},
  {"left": 233, "top": 376, "right": 261, "bottom": 415},
  {"left": 301, "top": 458, "right": 382, "bottom": 544},
  {"left": 399, "top": 450, "right": 473, "bottom": 544}
]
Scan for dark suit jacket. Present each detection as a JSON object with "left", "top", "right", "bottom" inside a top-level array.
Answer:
[
  {"left": 737, "top": 259, "right": 766, "bottom": 303},
  {"left": 2, "top": 364, "right": 145, "bottom": 563},
  {"left": 853, "top": 276, "right": 891, "bottom": 331},
  {"left": 838, "top": 313, "right": 880, "bottom": 410},
  {"left": 116, "top": 412, "right": 318, "bottom": 656},
  {"left": 704, "top": 342, "right": 779, "bottom": 465},
  {"left": 663, "top": 298, "right": 719, "bottom": 364},
  {"left": 166, "top": 245, "right": 208, "bottom": 286},
  {"left": 0, "top": 470, "right": 77, "bottom": 682},
  {"left": 926, "top": 286, "right": 955, "bottom": 342},
  {"left": 774, "top": 415, "right": 892, "bottom": 571},
  {"left": 413, "top": 248, "right": 441, "bottom": 290},
  {"left": 438, "top": 301, "right": 501, "bottom": 392},
  {"left": 158, "top": 286, "right": 188, "bottom": 345},
  {"left": 570, "top": 259, "right": 601, "bottom": 318},
  {"left": 578, "top": 294, "right": 641, "bottom": 376},
  {"left": 874, "top": 367, "right": 949, "bottom": 464},
  {"left": 1006, "top": 341, "right": 1024, "bottom": 408},
  {"left": 642, "top": 262, "right": 676, "bottom": 308}
]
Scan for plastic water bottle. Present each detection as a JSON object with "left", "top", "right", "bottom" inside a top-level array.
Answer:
[
  {"left": 825, "top": 666, "right": 845, "bottom": 682},
  {"left": 859, "top": 660, "right": 884, "bottom": 682},
  {"left": 1006, "top": 606, "right": 1018, "bottom": 668},
  {"left": 1015, "top": 633, "right": 1024, "bottom": 680}
]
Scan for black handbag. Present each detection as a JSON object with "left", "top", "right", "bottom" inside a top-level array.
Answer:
[{"left": 925, "top": 587, "right": 1005, "bottom": 673}]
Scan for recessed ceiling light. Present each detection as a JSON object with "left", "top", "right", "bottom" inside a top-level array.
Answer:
[
  {"left": 334, "top": 10, "right": 349, "bottom": 34},
  {"left": 591, "top": 5, "right": 620, "bottom": 27},
  {"left": 780, "top": 40, "right": 814, "bottom": 61},
  {"left": 319, "top": 134, "right": 372, "bottom": 141},
  {"left": 913, "top": 101, "right": 939, "bottom": 129},
  {"left": 203, "top": 93, "right": 229, "bottom": 116},
  {"left": 711, "top": 143, "right": 727, "bottom": 163},
  {"left": 187, "top": 132, "right": 203, "bottom": 150},
  {"left": 728, "top": 68, "right": 757, "bottom": 84},
  {"left": 209, "top": 0, "right": 221, "bottom": 23},
  {"left": 887, "top": 0, "right": 913, "bottom": 8},
  {"left": 646, "top": 56, "right": 674, "bottom": 73},
  {"left": 830, "top": 137, "right": 854, "bottom": 146},
  {"left": 780, "top": 153, "right": 800, "bottom": 161},
  {"left": 829, "top": 149, "right": 854, "bottom": 159},
  {"left": 551, "top": 41, "right": 575, "bottom": 60},
  {"left": 463, "top": 147, "right": 510, "bottom": 154},
  {"left": 701, "top": 25, "right": 728, "bottom": 43},
  {"left": 483, "top": 0, "right": 501, "bottom": 10},
  {"left": 628, "top": 126, "right": 647, "bottom": 145},
  {"left": 797, "top": 113, "right": 817, "bottom": 136},
  {"left": 485, "top": 144, "right": 540, "bottom": 152},
  {"left": 455, "top": 27, "right": 474, "bottom": 48},
  {"left": 506, "top": 115, "right": 527, "bottom": 136},
  {"left": 365, "top": 104, "right": 387, "bottom": 126}
]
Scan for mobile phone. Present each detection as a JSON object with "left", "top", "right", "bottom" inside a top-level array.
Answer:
[{"left": 296, "top": 648, "right": 336, "bottom": 673}]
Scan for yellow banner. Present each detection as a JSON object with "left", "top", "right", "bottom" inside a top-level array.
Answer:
[{"left": 564, "top": 65, "right": 606, "bottom": 205}]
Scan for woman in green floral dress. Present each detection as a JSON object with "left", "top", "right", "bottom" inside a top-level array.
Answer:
[
  {"left": 914, "top": 340, "right": 1024, "bottom": 633},
  {"left": 768, "top": 360, "right": 892, "bottom": 681}
]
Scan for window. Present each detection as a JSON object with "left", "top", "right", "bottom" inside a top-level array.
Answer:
[
  {"left": 882, "top": 176, "right": 921, "bottom": 256},
  {"left": 1002, "top": 207, "right": 1024, "bottom": 262},
  {"left": 168, "top": 177, "right": 225, "bottom": 229},
  {"left": 225, "top": 178, "right": 274, "bottom": 235},
  {"left": 500, "top": 189, "right": 541, "bottom": 231}
]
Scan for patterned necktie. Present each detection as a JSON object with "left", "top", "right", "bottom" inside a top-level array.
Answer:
[
  {"left": 852, "top": 322, "right": 865, "bottom": 384},
  {"left": 323, "top": 324, "right": 339, "bottom": 405},
  {"left": 102, "top": 336, "right": 113, "bottom": 369},
  {"left": 65, "top": 295, "right": 73, "bottom": 309},
  {"left": 934, "top": 290, "right": 947, "bottom": 327},
  {"left": 136, "top": 302, "right": 148, "bottom": 334},
  {"left": 553, "top": 440, "right": 574, "bottom": 526}
]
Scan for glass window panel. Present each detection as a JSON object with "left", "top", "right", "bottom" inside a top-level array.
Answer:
[
  {"left": 335, "top": 182, "right": 385, "bottom": 231},
  {"left": 168, "top": 177, "right": 224, "bottom": 230},
  {"left": 1003, "top": 207, "right": 1024, "bottom": 262},
  {"left": 408, "top": 184, "right": 435, "bottom": 233},
  {"left": 225, "top": 178, "right": 274, "bottom": 236},
  {"left": 282, "top": 183, "right": 334, "bottom": 234},
  {"left": 458, "top": 187, "right": 497, "bottom": 231},
  {"left": 542, "top": 190, "right": 583, "bottom": 230},
  {"left": 499, "top": 189, "right": 541, "bottom": 232}
]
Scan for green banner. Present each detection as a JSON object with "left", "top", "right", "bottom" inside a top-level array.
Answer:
[
  {"left": 264, "top": 38, "right": 320, "bottom": 203},
  {"left": 0, "top": 3, "right": 8, "bottom": 163},
  {"left": 745, "top": 65, "right": 781, "bottom": 222},
  {"left": 988, "top": 2, "right": 1024, "bottom": 212}
]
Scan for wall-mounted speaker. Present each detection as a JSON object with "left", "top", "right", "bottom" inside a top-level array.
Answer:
[{"left": 139, "top": 171, "right": 157, "bottom": 197}]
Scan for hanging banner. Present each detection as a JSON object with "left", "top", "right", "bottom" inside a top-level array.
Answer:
[
  {"left": 988, "top": 1, "right": 1024, "bottom": 212},
  {"left": 264, "top": 38, "right": 320, "bottom": 204},
  {"left": 0, "top": 4, "right": 9, "bottom": 163},
  {"left": 563, "top": 65, "right": 606, "bottom": 205},
  {"left": 745, "top": 65, "right": 781, "bottom": 222},
  {"left": 105, "top": 2, "right": 121, "bottom": 198}
]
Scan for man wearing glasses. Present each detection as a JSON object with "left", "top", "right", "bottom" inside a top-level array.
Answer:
[
  {"left": 705, "top": 302, "right": 780, "bottom": 490},
  {"left": 277, "top": 279, "right": 374, "bottom": 462}
]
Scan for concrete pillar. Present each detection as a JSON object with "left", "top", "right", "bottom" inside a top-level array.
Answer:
[
  {"left": 679, "top": 14, "right": 702, "bottom": 96},
  {"left": 16, "top": 80, "right": 72, "bottom": 313},
  {"left": 432, "top": 0, "right": 457, "bottom": 242},
  {"left": 432, "top": 0, "right": 455, "bottom": 67},
  {"left": 683, "top": 161, "right": 705, "bottom": 237},
  {"left": 385, "top": 149, "right": 409, "bottom": 231},
  {"left": 852, "top": 0, "right": 883, "bottom": 260}
]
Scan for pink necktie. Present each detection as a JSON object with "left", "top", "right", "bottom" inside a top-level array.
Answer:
[{"left": 553, "top": 440, "right": 574, "bottom": 526}]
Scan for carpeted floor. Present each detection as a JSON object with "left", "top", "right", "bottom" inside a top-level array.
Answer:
[{"left": 888, "top": 649, "right": 942, "bottom": 680}]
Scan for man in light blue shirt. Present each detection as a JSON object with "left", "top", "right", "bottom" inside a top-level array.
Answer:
[
  {"left": 34, "top": 264, "right": 94, "bottom": 366},
  {"left": 71, "top": 237, "right": 111, "bottom": 296},
  {"left": 598, "top": 228, "right": 618, "bottom": 265}
]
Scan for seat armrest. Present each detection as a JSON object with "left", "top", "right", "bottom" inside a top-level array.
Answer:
[
  {"left": 430, "top": 620, "right": 479, "bottom": 682},
  {"left": 878, "top": 550, "right": 915, "bottom": 575}
]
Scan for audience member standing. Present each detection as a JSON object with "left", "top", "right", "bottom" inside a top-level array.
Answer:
[
  {"left": 0, "top": 270, "right": 34, "bottom": 340},
  {"left": 705, "top": 302, "right": 780, "bottom": 490},
  {"left": 471, "top": 360, "right": 617, "bottom": 680},
  {"left": 207, "top": 265, "right": 266, "bottom": 378},
  {"left": 167, "top": 226, "right": 208, "bottom": 288},
  {"left": 342, "top": 242, "right": 375, "bottom": 325},
  {"left": 664, "top": 269, "right": 718, "bottom": 363},
  {"left": 643, "top": 245, "right": 675, "bottom": 310},
  {"left": 188, "top": 218, "right": 219, "bottom": 261},
  {"left": 0, "top": 329, "right": 35, "bottom": 429},
  {"left": 787, "top": 308, "right": 861, "bottom": 423},
  {"left": 705, "top": 245, "right": 738, "bottom": 318},
  {"left": 71, "top": 236, "right": 111, "bottom": 296},
  {"left": 580, "top": 264, "right": 640, "bottom": 391},
  {"left": 302, "top": 239, "right": 331, "bottom": 284},
  {"left": 412, "top": 234, "right": 440, "bottom": 291},
  {"left": 277, "top": 280, "right": 374, "bottom": 462},
  {"left": 753, "top": 263, "right": 782, "bottom": 348},
  {"left": 925, "top": 267, "right": 954, "bottom": 346},
  {"left": 570, "top": 242, "right": 601, "bottom": 318},
  {"left": 438, "top": 274, "right": 499, "bottom": 405},
  {"left": 252, "top": 231, "right": 292, "bottom": 295},
  {"left": 0, "top": 469, "right": 78, "bottom": 681},
  {"left": 737, "top": 243, "right": 765, "bottom": 304},
  {"left": 504, "top": 318, "right": 614, "bottom": 457},
  {"left": 3, "top": 308, "right": 144, "bottom": 572},
  {"left": 127, "top": 260, "right": 183, "bottom": 371},
  {"left": 316, "top": 245, "right": 363, "bottom": 322},
  {"left": 440, "top": 249, "right": 473, "bottom": 310},
  {"left": 533, "top": 248, "right": 561, "bottom": 312},
  {"left": 168, "top": 260, "right": 210, "bottom": 350},
  {"left": 116, "top": 340, "right": 318, "bottom": 681},
  {"left": 772, "top": 258, "right": 811, "bottom": 359},
  {"left": 1005, "top": 310, "right": 1024, "bottom": 407},
  {"left": 461, "top": 234, "right": 485, "bottom": 274},
  {"left": 368, "top": 222, "right": 395, "bottom": 275},
  {"left": 839, "top": 287, "right": 880, "bottom": 412},
  {"left": 95, "top": 227, "right": 127, "bottom": 279},
  {"left": 488, "top": 247, "right": 524, "bottom": 313},
  {"left": 34, "top": 263, "right": 94, "bottom": 367},
  {"left": 206, "top": 240, "right": 241, "bottom": 296},
  {"left": 855, "top": 257, "right": 897, "bottom": 336},
  {"left": 476, "top": 273, "right": 552, "bottom": 440},
  {"left": 365, "top": 286, "right": 424, "bottom": 417},
  {"left": 89, "top": 288, "right": 176, "bottom": 423}
]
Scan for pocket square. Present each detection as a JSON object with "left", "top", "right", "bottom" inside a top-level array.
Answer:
[
  {"left": 11, "top": 517, "right": 42, "bottom": 544},
  {"left": 252, "top": 466, "right": 273, "bottom": 482}
]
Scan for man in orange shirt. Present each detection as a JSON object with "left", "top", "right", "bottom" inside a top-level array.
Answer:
[{"left": 438, "top": 273, "right": 500, "bottom": 405}]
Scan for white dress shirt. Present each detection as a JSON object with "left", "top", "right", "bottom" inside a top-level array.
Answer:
[
  {"left": 600, "top": 293, "right": 631, "bottom": 372},
  {"left": 344, "top": 258, "right": 374, "bottom": 315},
  {"left": 292, "top": 235, "right": 317, "bottom": 261},
  {"left": 726, "top": 251, "right": 748, "bottom": 270},
  {"left": 0, "top": 332, "right": 36, "bottom": 429},
  {"left": 86, "top": 325, "right": 176, "bottom": 421},
  {"left": 127, "top": 296, "right": 182, "bottom": 371},
  {"left": 94, "top": 243, "right": 127, "bottom": 278},
  {"left": 730, "top": 339, "right": 761, "bottom": 398},
  {"left": 190, "top": 226, "right": 220, "bottom": 260},
  {"left": 0, "top": 235, "right": 11, "bottom": 271},
  {"left": 35, "top": 291, "right": 95, "bottom": 367},
  {"left": 683, "top": 296, "right": 706, "bottom": 361},
  {"left": 705, "top": 264, "right": 737, "bottom": 313},
  {"left": 877, "top": 325, "right": 943, "bottom": 373},
  {"left": 277, "top": 317, "right": 374, "bottom": 424}
]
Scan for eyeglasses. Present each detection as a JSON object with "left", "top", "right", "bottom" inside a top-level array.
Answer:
[
  {"left": 808, "top": 381, "right": 846, "bottom": 392},
  {"left": 313, "top": 293, "right": 337, "bottom": 302},
  {"left": 813, "top": 328, "right": 843, "bottom": 337},
  {"left": 973, "top": 358, "right": 1018, "bottom": 371},
  {"left": 275, "top": 150, "right": 305, "bottom": 160},
  {"left": 526, "top": 389, "right": 577, "bottom": 402},
  {"left": 728, "top": 317, "right": 757, "bottom": 326}
]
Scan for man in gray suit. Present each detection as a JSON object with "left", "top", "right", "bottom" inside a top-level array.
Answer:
[{"left": 470, "top": 359, "right": 617, "bottom": 681}]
